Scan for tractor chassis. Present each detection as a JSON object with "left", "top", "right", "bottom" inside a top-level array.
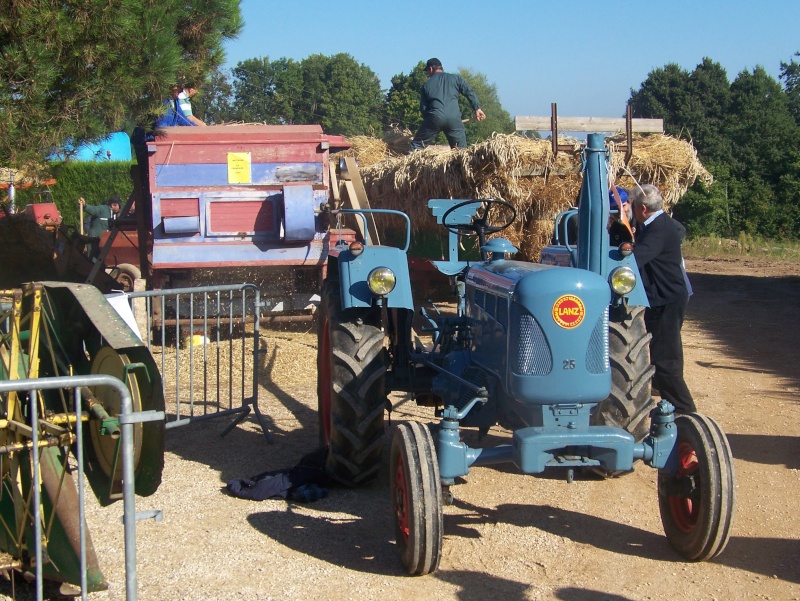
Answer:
[{"left": 433, "top": 399, "right": 678, "bottom": 484}]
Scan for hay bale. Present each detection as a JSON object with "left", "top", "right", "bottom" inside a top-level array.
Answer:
[
  {"left": 341, "top": 132, "right": 710, "bottom": 261},
  {"left": 336, "top": 135, "right": 396, "bottom": 167}
]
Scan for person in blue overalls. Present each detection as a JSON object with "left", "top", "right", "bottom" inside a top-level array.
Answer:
[{"left": 409, "top": 58, "right": 485, "bottom": 151}]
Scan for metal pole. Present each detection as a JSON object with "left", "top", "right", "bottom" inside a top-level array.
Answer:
[
  {"left": 75, "top": 387, "right": 88, "bottom": 601},
  {"left": 30, "top": 390, "right": 43, "bottom": 601},
  {"left": 8, "top": 172, "right": 15, "bottom": 214},
  {"left": 119, "top": 380, "right": 138, "bottom": 601}
]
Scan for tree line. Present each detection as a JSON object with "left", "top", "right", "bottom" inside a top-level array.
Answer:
[
  {"left": 0, "top": 0, "right": 242, "bottom": 179},
  {"left": 629, "top": 55, "right": 800, "bottom": 240},
  {"left": 198, "top": 54, "right": 515, "bottom": 143},
  {"left": 202, "top": 51, "right": 800, "bottom": 241},
  {"left": 2, "top": 1, "right": 798, "bottom": 241}
]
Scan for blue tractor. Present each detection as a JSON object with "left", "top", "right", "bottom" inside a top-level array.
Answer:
[{"left": 317, "top": 133, "right": 735, "bottom": 575}]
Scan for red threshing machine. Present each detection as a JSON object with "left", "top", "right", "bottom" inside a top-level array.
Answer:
[{"left": 103, "top": 124, "right": 354, "bottom": 315}]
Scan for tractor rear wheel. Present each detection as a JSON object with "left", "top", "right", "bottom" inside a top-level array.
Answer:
[
  {"left": 317, "top": 281, "right": 387, "bottom": 486},
  {"left": 592, "top": 304, "right": 655, "bottom": 444},
  {"left": 658, "top": 413, "right": 735, "bottom": 561},
  {"left": 390, "top": 421, "right": 443, "bottom": 575}
]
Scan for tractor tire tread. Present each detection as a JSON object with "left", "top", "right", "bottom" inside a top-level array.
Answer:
[
  {"left": 593, "top": 305, "right": 656, "bottom": 444},
  {"left": 319, "top": 283, "right": 387, "bottom": 486}
]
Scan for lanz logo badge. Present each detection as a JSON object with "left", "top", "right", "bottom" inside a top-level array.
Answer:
[{"left": 552, "top": 295, "right": 585, "bottom": 329}]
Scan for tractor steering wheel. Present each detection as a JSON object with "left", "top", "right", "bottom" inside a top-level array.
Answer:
[{"left": 441, "top": 199, "right": 517, "bottom": 240}]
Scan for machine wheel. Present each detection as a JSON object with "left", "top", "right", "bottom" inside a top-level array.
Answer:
[
  {"left": 88, "top": 347, "right": 143, "bottom": 482},
  {"left": 109, "top": 263, "right": 141, "bottom": 292},
  {"left": 390, "top": 421, "right": 443, "bottom": 575},
  {"left": 658, "top": 413, "right": 735, "bottom": 561},
  {"left": 592, "top": 305, "right": 655, "bottom": 443},
  {"left": 317, "top": 281, "right": 387, "bottom": 486},
  {"left": 86, "top": 345, "right": 165, "bottom": 504}
]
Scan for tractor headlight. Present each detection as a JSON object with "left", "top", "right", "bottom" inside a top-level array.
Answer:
[
  {"left": 367, "top": 267, "right": 396, "bottom": 296},
  {"left": 609, "top": 266, "right": 636, "bottom": 295},
  {"left": 349, "top": 241, "right": 364, "bottom": 257}
]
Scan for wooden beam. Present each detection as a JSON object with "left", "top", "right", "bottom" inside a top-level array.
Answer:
[
  {"left": 343, "top": 180, "right": 368, "bottom": 243},
  {"left": 329, "top": 161, "right": 340, "bottom": 204},
  {"left": 340, "top": 156, "right": 380, "bottom": 245},
  {"left": 515, "top": 116, "right": 663, "bottom": 134}
]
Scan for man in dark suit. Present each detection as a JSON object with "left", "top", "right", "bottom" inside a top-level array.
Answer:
[{"left": 630, "top": 184, "right": 696, "bottom": 413}]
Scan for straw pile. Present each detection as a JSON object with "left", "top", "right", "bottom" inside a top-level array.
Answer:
[{"left": 336, "top": 132, "right": 711, "bottom": 261}]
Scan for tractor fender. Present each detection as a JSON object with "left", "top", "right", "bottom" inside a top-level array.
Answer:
[{"left": 335, "top": 246, "right": 413, "bottom": 310}]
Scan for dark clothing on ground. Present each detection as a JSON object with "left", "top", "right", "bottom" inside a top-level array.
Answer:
[
  {"left": 634, "top": 212, "right": 696, "bottom": 413},
  {"left": 410, "top": 72, "right": 481, "bottom": 150},
  {"left": 225, "top": 447, "right": 333, "bottom": 502}
]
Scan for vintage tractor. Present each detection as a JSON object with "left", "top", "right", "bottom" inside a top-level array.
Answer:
[
  {"left": 0, "top": 281, "right": 165, "bottom": 593},
  {"left": 317, "top": 133, "right": 735, "bottom": 575}
]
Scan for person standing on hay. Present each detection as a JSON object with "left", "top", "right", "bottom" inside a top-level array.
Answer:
[
  {"left": 409, "top": 58, "right": 485, "bottom": 151},
  {"left": 629, "top": 184, "right": 696, "bottom": 414}
]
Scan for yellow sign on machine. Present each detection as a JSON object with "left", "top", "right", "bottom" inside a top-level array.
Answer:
[{"left": 227, "top": 151, "right": 252, "bottom": 184}]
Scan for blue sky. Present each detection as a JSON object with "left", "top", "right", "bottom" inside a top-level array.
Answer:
[{"left": 223, "top": 0, "right": 800, "bottom": 122}]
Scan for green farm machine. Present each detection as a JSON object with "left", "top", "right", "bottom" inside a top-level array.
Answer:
[{"left": 0, "top": 282, "right": 165, "bottom": 593}]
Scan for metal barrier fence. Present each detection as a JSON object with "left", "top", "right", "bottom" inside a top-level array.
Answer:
[
  {"left": 0, "top": 375, "right": 165, "bottom": 601},
  {"left": 124, "top": 283, "right": 272, "bottom": 442}
]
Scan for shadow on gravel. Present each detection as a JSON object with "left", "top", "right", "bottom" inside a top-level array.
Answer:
[
  {"left": 433, "top": 569, "right": 535, "bottom": 601},
  {"left": 163, "top": 341, "right": 323, "bottom": 484},
  {"left": 725, "top": 433, "right": 800, "bottom": 470},
  {"left": 247, "top": 496, "right": 567, "bottom": 599},
  {"left": 449, "top": 500, "right": 800, "bottom": 585},
  {"left": 687, "top": 271, "right": 800, "bottom": 394},
  {"left": 555, "top": 588, "right": 637, "bottom": 601},
  {"left": 247, "top": 488, "right": 400, "bottom": 577},
  {"left": 448, "top": 500, "right": 674, "bottom": 561},
  {"left": 717, "top": 535, "right": 800, "bottom": 584}
]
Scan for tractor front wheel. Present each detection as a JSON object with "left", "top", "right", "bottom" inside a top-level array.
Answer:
[
  {"left": 390, "top": 421, "right": 443, "bottom": 575},
  {"left": 317, "top": 282, "right": 387, "bottom": 486},
  {"left": 658, "top": 413, "right": 735, "bottom": 561}
]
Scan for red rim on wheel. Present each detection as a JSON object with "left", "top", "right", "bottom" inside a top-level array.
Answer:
[
  {"left": 394, "top": 455, "right": 410, "bottom": 543},
  {"left": 668, "top": 441, "right": 700, "bottom": 532}
]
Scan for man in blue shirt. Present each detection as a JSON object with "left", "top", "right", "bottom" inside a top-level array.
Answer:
[{"left": 409, "top": 58, "right": 485, "bottom": 151}]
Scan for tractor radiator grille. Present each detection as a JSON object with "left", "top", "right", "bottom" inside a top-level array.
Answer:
[
  {"left": 511, "top": 305, "right": 552, "bottom": 375},
  {"left": 585, "top": 309, "right": 609, "bottom": 374}
]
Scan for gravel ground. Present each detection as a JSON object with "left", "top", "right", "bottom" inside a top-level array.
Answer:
[{"left": 2, "top": 257, "right": 799, "bottom": 600}]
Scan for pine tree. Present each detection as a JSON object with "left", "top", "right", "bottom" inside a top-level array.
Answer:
[{"left": 0, "top": 0, "right": 242, "bottom": 177}]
